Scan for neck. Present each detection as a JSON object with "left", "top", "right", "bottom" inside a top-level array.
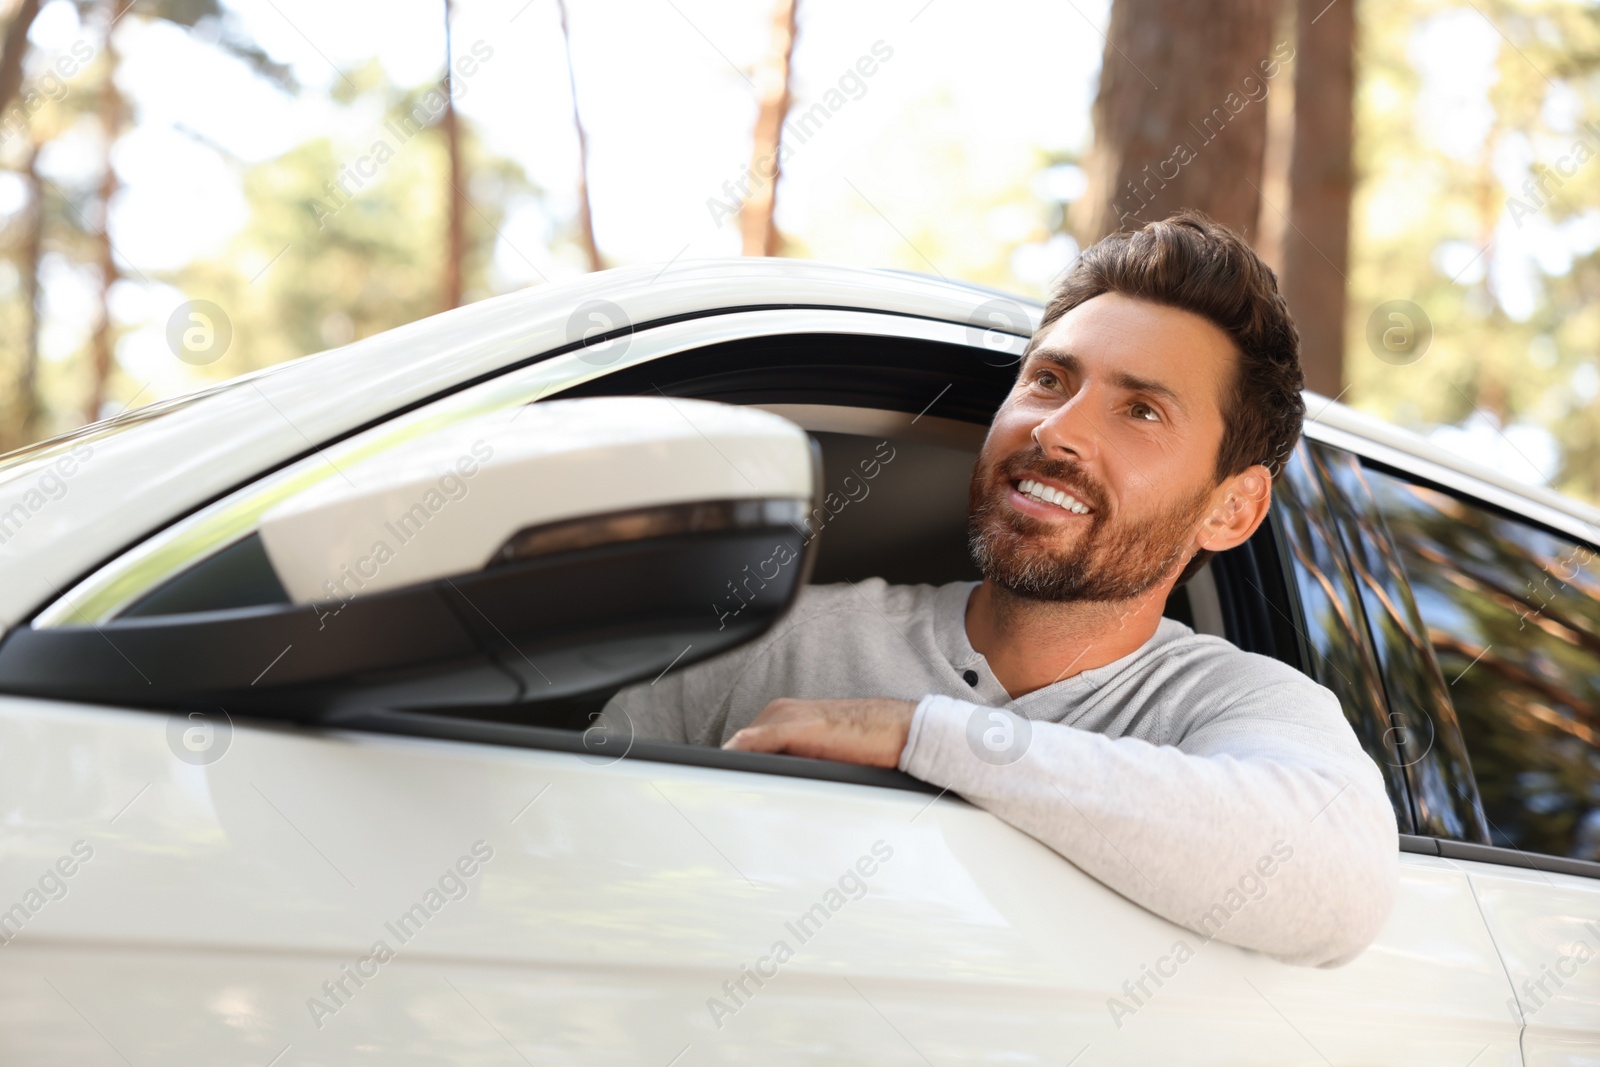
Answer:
[{"left": 965, "top": 578, "right": 1172, "bottom": 699}]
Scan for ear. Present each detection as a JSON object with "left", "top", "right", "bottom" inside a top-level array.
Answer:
[{"left": 1195, "top": 464, "right": 1273, "bottom": 554}]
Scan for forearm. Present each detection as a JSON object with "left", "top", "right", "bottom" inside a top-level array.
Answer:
[{"left": 899, "top": 695, "right": 1399, "bottom": 967}]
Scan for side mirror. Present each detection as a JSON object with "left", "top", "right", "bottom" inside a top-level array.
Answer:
[{"left": 0, "top": 398, "right": 819, "bottom": 718}]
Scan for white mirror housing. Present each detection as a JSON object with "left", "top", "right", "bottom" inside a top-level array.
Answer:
[{"left": 259, "top": 397, "right": 814, "bottom": 605}]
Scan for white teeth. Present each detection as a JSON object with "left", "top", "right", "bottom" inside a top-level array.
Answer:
[{"left": 1018, "top": 478, "right": 1089, "bottom": 514}]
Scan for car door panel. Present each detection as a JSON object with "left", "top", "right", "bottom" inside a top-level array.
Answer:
[
  {"left": 0, "top": 695, "right": 1521, "bottom": 1064},
  {"left": 1463, "top": 858, "right": 1600, "bottom": 1063}
]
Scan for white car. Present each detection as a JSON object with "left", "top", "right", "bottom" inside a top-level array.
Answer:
[{"left": 0, "top": 259, "right": 1595, "bottom": 1064}]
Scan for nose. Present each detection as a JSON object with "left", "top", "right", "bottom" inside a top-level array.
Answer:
[{"left": 1030, "top": 388, "right": 1101, "bottom": 465}]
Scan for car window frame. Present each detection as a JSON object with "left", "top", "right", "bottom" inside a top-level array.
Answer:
[
  {"left": 319, "top": 404, "right": 1319, "bottom": 795},
  {"left": 20, "top": 309, "right": 1509, "bottom": 815},
  {"left": 30, "top": 308, "right": 1024, "bottom": 630}
]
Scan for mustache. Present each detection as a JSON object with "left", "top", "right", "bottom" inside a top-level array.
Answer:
[{"left": 996, "top": 448, "right": 1107, "bottom": 515}]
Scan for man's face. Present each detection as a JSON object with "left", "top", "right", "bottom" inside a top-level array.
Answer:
[{"left": 967, "top": 291, "right": 1237, "bottom": 603}]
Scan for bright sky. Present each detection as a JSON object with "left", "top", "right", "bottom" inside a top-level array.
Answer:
[{"left": 28, "top": 0, "right": 1105, "bottom": 283}]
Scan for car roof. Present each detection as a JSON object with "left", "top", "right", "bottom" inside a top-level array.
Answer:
[{"left": 0, "top": 257, "right": 1594, "bottom": 632}]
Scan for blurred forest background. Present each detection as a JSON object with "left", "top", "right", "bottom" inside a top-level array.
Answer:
[{"left": 0, "top": 0, "right": 1596, "bottom": 510}]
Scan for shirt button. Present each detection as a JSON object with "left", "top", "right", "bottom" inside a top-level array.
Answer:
[{"left": 962, "top": 669, "right": 979, "bottom": 687}]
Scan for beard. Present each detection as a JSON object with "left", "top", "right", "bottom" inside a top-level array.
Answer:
[{"left": 966, "top": 445, "right": 1213, "bottom": 603}]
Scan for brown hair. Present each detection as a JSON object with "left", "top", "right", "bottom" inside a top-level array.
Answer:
[{"left": 1034, "top": 210, "right": 1304, "bottom": 585}]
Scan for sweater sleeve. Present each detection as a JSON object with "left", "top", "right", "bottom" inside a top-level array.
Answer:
[
  {"left": 898, "top": 684, "right": 1400, "bottom": 967},
  {"left": 597, "top": 628, "right": 774, "bottom": 747}
]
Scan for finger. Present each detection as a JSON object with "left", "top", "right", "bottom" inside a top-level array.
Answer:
[{"left": 723, "top": 726, "right": 784, "bottom": 753}]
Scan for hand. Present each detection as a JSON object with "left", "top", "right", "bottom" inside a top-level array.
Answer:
[{"left": 722, "top": 697, "right": 918, "bottom": 768}]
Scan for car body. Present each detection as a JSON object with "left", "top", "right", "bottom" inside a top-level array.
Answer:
[{"left": 0, "top": 259, "right": 1595, "bottom": 1064}]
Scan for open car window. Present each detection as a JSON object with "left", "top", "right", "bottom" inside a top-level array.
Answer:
[
  {"left": 29, "top": 313, "right": 995, "bottom": 630},
  {"left": 359, "top": 327, "right": 1324, "bottom": 766}
]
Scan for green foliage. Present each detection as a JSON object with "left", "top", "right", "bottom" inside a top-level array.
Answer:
[
  {"left": 167, "top": 111, "right": 540, "bottom": 383},
  {"left": 1347, "top": 0, "right": 1600, "bottom": 507},
  {"left": 0, "top": 9, "right": 538, "bottom": 444}
]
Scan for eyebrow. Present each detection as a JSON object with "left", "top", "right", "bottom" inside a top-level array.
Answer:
[{"left": 1023, "top": 347, "right": 1190, "bottom": 418}]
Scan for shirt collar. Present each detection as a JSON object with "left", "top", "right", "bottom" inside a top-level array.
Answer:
[{"left": 934, "top": 578, "right": 1195, "bottom": 697}]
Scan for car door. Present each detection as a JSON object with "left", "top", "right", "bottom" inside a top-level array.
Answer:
[
  {"left": 0, "top": 296, "right": 1520, "bottom": 1064},
  {"left": 1343, "top": 452, "right": 1600, "bottom": 1065}
]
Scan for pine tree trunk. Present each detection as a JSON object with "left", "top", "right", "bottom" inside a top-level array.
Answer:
[
  {"left": 738, "top": 0, "right": 797, "bottom": 257},
  {"left": 85, "top": 0, "right": 126, "bottom": 425},
  {"left": 1075, "top": 0, "right": 1282, "bottom": 243},
  {"left": 441, "top": 0, "right": 465, "bottom": 309},
  {"left": 557, "top": 0, "right": 602, "bottom": 271},
  {"left": 0, "top": 0, "right": 43, "bottom": 118},
  {"left": 1280, "top": 0, "right": 1355, "bottom": 397},
  {"left": 14, "top": 138, "right": 44, "bottom": 447}
]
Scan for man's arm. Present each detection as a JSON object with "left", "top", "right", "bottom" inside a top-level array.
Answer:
[{"left": 729, "top": 685, "right": 1399, "bottom": 968}]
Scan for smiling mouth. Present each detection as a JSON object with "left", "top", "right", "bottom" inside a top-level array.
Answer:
[{"left": 1013, "top": 477, "right": 1093, "bottom": 515}]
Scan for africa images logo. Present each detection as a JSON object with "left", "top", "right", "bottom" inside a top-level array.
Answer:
[
  {"left": 705, "top": 840, "right": 894, "bottom": 1030},
  {"left": 314, "top": 441, "right": 494, "bottom": 629},
  {"left": 167, "top": 708, "right": 233, "bottom": 766},
  {"left": 307, "top": 841, "right": 494, "bottom": 1030}
]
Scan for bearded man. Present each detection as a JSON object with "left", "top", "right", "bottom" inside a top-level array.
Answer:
[{"left": 600, "top": 211, "right": 1398, "bottom": 968}]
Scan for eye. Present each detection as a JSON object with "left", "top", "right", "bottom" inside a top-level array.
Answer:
[
  {"left": 1129, "top": 401, "right": 1161, "bottom": 422},
  {"left": 1031, "top": 369, "right": 1060, "bottom": 390}
]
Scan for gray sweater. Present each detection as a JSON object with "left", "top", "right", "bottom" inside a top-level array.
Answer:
[{"left": 602, "top": 577, "right": 1399, "bottom": 967}]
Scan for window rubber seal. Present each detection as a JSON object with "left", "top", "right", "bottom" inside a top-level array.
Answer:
[{"left": 330, "top": 708, "right": 946, "bottom": 795}]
